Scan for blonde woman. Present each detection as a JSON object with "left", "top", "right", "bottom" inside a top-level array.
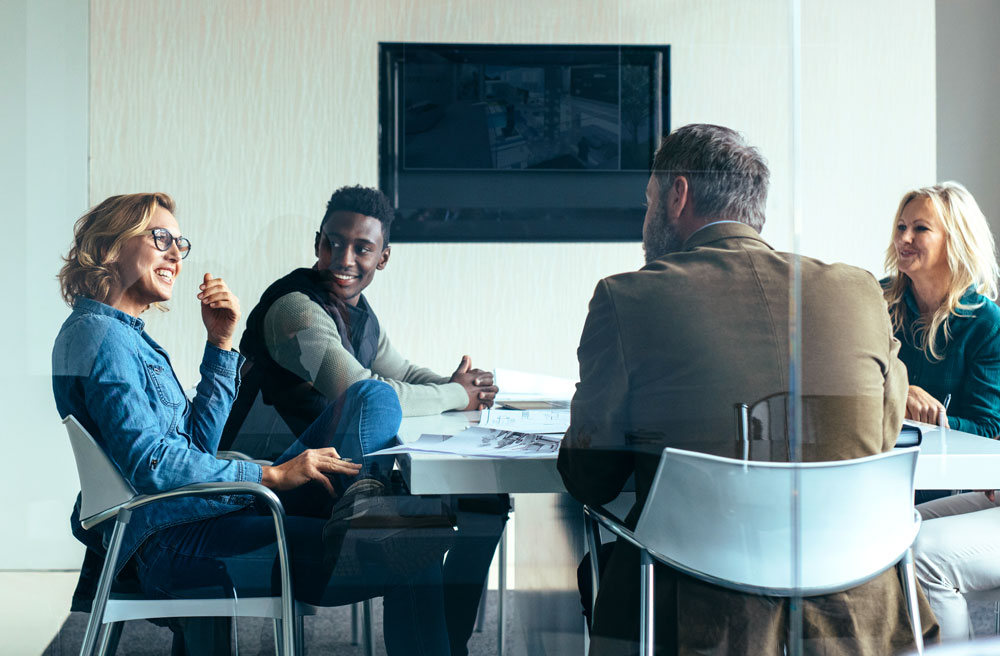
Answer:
[
  {"left": 884, "top": 182, "right": 1000, "bottom": 641},
  {"left": 883, "top": 181, "right": 1000, "bottom": 436}
]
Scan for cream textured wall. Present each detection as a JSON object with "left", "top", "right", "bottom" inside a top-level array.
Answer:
[
  {"left": 799, "top": 2, "right": 936, "bottom": 268},
  {"left": 937, "top": 0, "right": 1000, "bottom": 232},
  {"left": 89, "top": 0, "right": 935, "bottom": 389},
  {"left": 0, "top": 0, "right": 936, "bottom": 568}
]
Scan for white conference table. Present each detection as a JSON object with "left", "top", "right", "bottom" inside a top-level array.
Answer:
[
  {"left": 397, "top": 411, "right": 574, "bottom": 655},
  {"left": 397, "top": 414, "right": 1000, "bottom": 655},
  {"left": 911, "top": 420, "right": 1000, "bottom": 489},
  {"left": 397, "top": 411, "right": 564, "bottom": 494},
  {"left": 398, "top": 412, "right": 1000, "bottom": 494}
]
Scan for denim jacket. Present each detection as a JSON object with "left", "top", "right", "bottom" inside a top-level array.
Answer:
[{"left": 52, "top": 297, "right": 263, "bottom": 573}]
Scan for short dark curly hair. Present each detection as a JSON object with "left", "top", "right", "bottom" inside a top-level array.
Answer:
[{"left": 321, "top": 185, "right": 395, "bottom": 246}]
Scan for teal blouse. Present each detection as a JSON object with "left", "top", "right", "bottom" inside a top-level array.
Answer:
[{"left": 892, "top": 283, "right": 1000, "bottom": 438}]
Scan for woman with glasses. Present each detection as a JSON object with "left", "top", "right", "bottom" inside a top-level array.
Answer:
[{"left": 52, "top": 193, "right": 450, "bottom": 654}]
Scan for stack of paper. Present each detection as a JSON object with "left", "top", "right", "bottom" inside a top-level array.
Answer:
[
  {"left": 479, "top": 408, "right": 569, "bottom": 434},
  {"left": 370, "top": 427, "right": 561, "bottom": 459}
]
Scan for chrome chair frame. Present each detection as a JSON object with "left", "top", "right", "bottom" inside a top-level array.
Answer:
[
  {"left": 584, "top": 446, "right": 925, "bottom": 656},
  {"left": 64, "top": 415, "right": 306, "bottom": 656}
]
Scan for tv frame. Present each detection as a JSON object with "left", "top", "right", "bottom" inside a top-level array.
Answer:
[{"left": 378, "top": 42, "right": 671, "bottom": 243}]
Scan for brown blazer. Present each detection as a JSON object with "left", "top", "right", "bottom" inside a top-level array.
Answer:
[{"left": 558, "top": 222, "right": 939, "bottom": 655}]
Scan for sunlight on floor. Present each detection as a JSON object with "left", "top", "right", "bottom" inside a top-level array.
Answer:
[{"left": 0, "top": 571, "right": 78, "bottom": 655}]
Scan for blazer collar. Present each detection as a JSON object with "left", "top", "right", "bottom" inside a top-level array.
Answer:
[{"left": 682, "top": 221, "right": 771, "bottom": 252}]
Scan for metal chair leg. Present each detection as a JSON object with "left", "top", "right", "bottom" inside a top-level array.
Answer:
[
  {"left": 273, "top": 618, "right": 284, "bottom": 656},
  {"left": 994, "top": 600, "right": 1000, "bottom": 635},
  {"left": 273, "top": 616, "right": 302, "bottom": 656},
  {"left": 363, "top": 598, "right": 375, "bottom": 656},
  {"left": 900, "top": 549, "right": 924, "bottom": 655},
  {"left": 98, "top": 621, "right": 123, "bottom": 656},
  {"left": 498, "top": 524, "right": 507, "bottom": 656},
  {"left": 584, "top": 513, "right": 602, "bottom": 623},
  {"left": 351, "top": 602, "right": 360, "bottom": 645},
  {"left": 82, "top": 514, "right": 130, "bottom": 656},
  {"left": 94, "top": 621, "right": 119, "bottom": 656},
  {"left": 295, "top": 615, "right": 305, "bottom": 655},
  {"left": 474, "top": 583, "right": 487, "bottom": 632},
  {"left": 639, "top": 551, "right": 655, "bottom": 656}
]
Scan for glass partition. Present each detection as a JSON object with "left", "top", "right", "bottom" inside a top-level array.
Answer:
[{"left": 13, "top": 0, "right": 965, "bottom": 653}]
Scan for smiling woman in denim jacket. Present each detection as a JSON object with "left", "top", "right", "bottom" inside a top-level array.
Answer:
[{"left": 51, "top": 193, "right": 450, "bottom": 654}]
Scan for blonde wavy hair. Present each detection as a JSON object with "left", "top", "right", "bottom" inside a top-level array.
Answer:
[
  {"left": 58, "top": 193, "right": 175, "bottom": 307},
  {"left": 884, "top": 182, "right": 999, "bottom": 361}
]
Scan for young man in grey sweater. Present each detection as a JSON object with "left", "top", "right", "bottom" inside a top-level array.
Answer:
[{"left": 240, "top": 185, "right": 507, "bottom": 656}]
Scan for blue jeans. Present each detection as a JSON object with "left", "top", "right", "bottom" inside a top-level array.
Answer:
[
  {"left": 274, "top": 378, "right": 402, "bottom": 482},
  {"left": 134, "top": 380, "right": 450, "bottom": 655}
]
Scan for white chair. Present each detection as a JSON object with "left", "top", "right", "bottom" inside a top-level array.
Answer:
[
  {"left": 904, "top": 636, "right": 1000, "bottom": 655},
  {"left": 63, "top": 415, "right": 317, "bottom": 656},
  {"left": 584, "top": 446, "right": 925, "bottom": 656}
]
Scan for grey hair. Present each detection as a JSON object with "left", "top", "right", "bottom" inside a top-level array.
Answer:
[{"left": 651, "top": 124, "right": 769, "bottom": 231}]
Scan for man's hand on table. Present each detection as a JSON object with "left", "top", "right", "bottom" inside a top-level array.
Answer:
[{"left": 450, "top": 355, "right": 499, "bottom": 411}]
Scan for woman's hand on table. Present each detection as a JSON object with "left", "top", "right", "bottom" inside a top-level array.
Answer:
[
  {"left": 198, "top": 273, "right": 241, "bottom": 351},
  {"left": 450, "top": 355, "right": 499, "bottom": 410},
  {"left": 981, "top": 490, "right": 998, "bottom": 503},
  {"left": 905, "top": 384, "right": 947, "bottom": 425},
  {"left": 261, "top": 448, "right": 361, "bottom": 495}
]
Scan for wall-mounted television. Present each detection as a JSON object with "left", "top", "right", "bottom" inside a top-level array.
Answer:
[{"left": 379, "top": 43, "right": 670, "bottom": 242}]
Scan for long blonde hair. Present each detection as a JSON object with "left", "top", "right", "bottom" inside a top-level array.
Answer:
[
  {"left": 884, "top": 182, "right": 999, "bottom": 361},
  {"left": 58, "top": 193, "right": 175, "bottom": 307}
]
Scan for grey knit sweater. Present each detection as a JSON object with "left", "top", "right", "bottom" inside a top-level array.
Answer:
[{"left": 262, "top": 292, "right": 467, "bottom": 416}]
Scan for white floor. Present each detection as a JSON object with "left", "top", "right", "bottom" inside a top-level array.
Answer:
[{"left": 0, "top": 571, "right": 79, "bottom": 655}]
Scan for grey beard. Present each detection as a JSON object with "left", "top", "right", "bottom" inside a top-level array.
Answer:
[{"left": 643, "top": 217, "right": 684, "bottom": 264}]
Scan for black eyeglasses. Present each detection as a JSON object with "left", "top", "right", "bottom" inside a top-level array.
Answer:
[{"left": 147, "top": 228, "right": 192, "bottom": 259}]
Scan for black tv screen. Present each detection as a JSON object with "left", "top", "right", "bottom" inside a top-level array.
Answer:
[{"left": 379, "top": 43, "right": 670, "bottom": 242}]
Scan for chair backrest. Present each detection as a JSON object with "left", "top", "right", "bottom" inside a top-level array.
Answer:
[
  {"left": 634, "top": 446, "right": 920, "bottom": 596},
  {"left": 63, "top": 415, "right": 137, "bottom": 528}
]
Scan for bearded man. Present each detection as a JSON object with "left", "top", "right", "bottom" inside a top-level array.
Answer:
[{"left": 557, "top": 123, "right": 939, "bottom": 655}]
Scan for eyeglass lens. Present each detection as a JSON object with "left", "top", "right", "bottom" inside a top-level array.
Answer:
[{"left": 152, "top": 228, "right": 191, "bottom": 259}]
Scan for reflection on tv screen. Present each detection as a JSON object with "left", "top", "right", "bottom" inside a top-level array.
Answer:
[
  {"left": 402, "top": 55, "right": 654, "bottom": 172},
  {"left": 379, "top": 43, "right": 670, "bottom": 242}
]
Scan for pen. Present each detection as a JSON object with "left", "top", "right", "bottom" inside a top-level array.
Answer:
[{"left": 939, "top": 394, "right": 952, "bottom": 428}]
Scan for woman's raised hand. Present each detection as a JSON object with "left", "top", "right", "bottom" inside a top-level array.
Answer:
[
  {"left": 198, "top": 273, "right": 240, "bottom": 350},
  {"left": 260, "top": 448, "right": 362, "bottom": 495}
]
